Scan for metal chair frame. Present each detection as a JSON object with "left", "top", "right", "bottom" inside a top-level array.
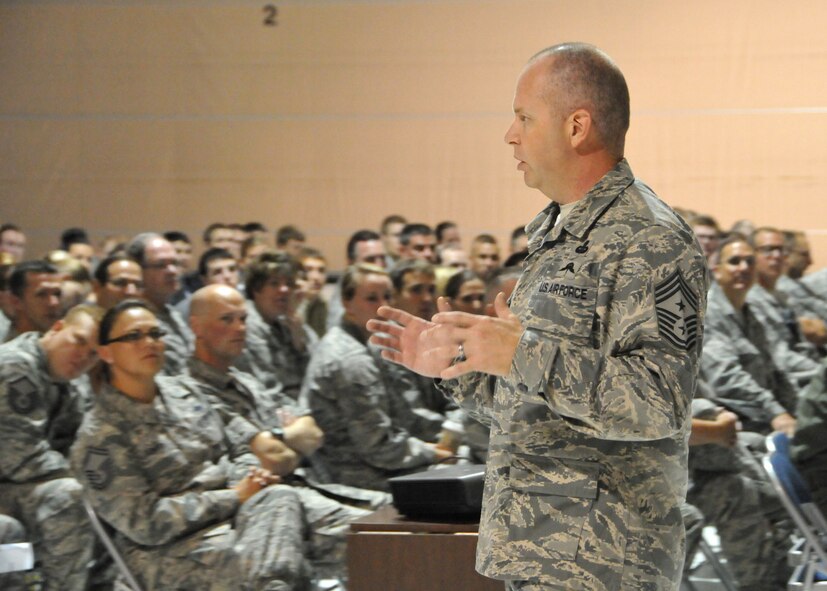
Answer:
[{"left": 81, "top": 496, "right": 144, "bottom": 591}]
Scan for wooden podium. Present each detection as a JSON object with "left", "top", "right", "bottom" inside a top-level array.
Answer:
[{"left": 347, "top": 505, "right": 502, "bottom": 591}]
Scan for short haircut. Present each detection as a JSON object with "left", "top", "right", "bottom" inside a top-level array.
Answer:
[
  {"left": 93, "top": 253, "right": 132, "bottom": 285},
  {"left": 63, "top": 303, "right": 105, "bottom": 326},
  {"left": 346, "top": 229, "right": 381, "bottom": 262},
  {"left": 99, "top": 298, "right": 155, "bottom": 345},
  {"left": 243, "top": 222, "right": 267, "bottom": 234},
  {"left": 124, "top": 232, "right": 162, "bottom": 266},
  {"left": 511, "top": 225, "right": 526, "bottom": 242},
  {"left": 276, "top": 224, "right": 305, "bottom": 247},
  {"left": 245, "top": 251, "right": 299, "bottom": 298},
  {"left": 381, "top": 214, "right": 407, "bottom": 235},
  {"left": 341, "top": 263, "right": 388, "bottom": 302},
  {"left": 389, "top": 259, "right": 434, "bottom": 292},
  {"left": 298, "top": 247, "right": 326, "bottom": 264},
  {"left": 435, "top": 221, "right": 457, "bottom": 243},
  {"left": 690, "top": 215, "right": 721, "bottom": 232},
  {"left": 715, "top": 232, "right": 750, "bottom": 259},
  {"left": 60, "top": 227, "right": 90, "bottom": 250},
  {"left": 198, "top": 248, "right": 235, "bottom": 278},
  {"left": 444, "top": 270, "right": 482, "bottom": 299},
  {"left": 503, "top": 250, "right": 529, "bottom": 268},
  {"left": 530, "top": 43, "right": 630, "bottom": 159},
  {"left": 9, "top": 260, "right": 59, "bottom": 298},
  {"left": 163, "top": 230, "right": 190, "bottom": 244},
  {"left": 749, "top": 226, "right": 783, "bottom": 247},
  {"left": 202, "top": 223, "right": 229, "bottom": 245},
  {"left": 45, "top": 251, "right": 91, "bottom": 283},
  {"left": 0, "top": 223, "right": 21, "bottom": 238},
  {"left": 399, "top": 223, "right": 432, "bottom": 246},
  {"left": 472, "top": 233, "right": 498, "bottom": 246}
]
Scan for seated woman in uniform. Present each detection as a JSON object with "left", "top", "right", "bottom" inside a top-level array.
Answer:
[
  {"left": 443, "top": 270, "right": 487, "bottom": 315},
  {"left": 71, "top": 299, "right": 311, "bottom": 591}
]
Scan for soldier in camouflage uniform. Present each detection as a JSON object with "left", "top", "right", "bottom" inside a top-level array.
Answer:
[
  {"left": 701, "top": 235, "right": 798, "bottom": 434},
  {"left": 125, "top": 233, "right": 194, "bottom": 375},
  {"left": 301, "top": 264, "right": 452, "bottom": 491},
  {"left": 3, "top": 260, "right": 63, "bottom": 343},
  {"left": 71, "top": 299, "right": 311, "bottom": 591},
  {"left": 746, "top": 227, "right": 822, "bottom": 388},
  {"left": 180, "top": 284, "right": 388, "bottom": 579},
  {"left": 236, "top": 251, "right": 317, "bottom": 400},
  {"left": 791, "top": 360, "right": 827, "bottom": 516},
  {"left": 369, "top": 44, "right": 707, "bottom": 590},
  {"left": 0, "top": 304, "right": 102, "bottom": 591}
]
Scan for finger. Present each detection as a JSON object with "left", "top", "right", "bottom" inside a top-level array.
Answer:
[
  {"left": 380, "top": 349, "right": 405, "bottom": 365},
  {"left": 432, "top": 310, "right": 485, "bottom": 328},
  {"left": 493, "top": 292, "right": 515, "bottom": 319},
  {"left": 376, "top": 305, "right": 416, "bottom": 325},
  {"left": 440, "top": 359, "right": 474, "bottom": 380},
  {"left": 366, "top": 318, "right": 400, "bottom": 336},
  {"left": 436, "top": 296, "right": 453, "bottom": 313},
  {"left": 369, "top": 333, "right": 401, "bottom": 352}
]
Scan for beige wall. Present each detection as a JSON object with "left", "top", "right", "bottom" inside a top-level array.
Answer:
[{"left": 1, "top": 1, "right": 826, "bottom": 271}]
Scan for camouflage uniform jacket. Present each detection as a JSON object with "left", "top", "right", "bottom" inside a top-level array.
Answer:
[
  {"left": 438, "top": 160, "right": 707, "bottom": 590},
  {"left": 0, "top": 332, "right": 84, "bottom": 483},
  {"left": 802, "top": 268, "right": 827, "bottom": 298},
  {"left": 300, "top": 322, "right": 436, "bottom": 491},
  {"left": 155, "top": 303, "right": 194, "bottom": 376},
  {"left": 70, "top": 377, "right": 246, "bottom": 553},
  {"left": 185, "top": 357, "right": 308, "bottom": 453},
  {"left": 235, "top": 300, "right": 317, "bottom": 400},
  {"left": 776, "top": 274, "right": 827, "bottom": 324},
  {"left": 746, "top": 283, "right": 820, "bottom": 387},
  {"left": 701, "top": 282, "right": 797, "bottom": 431}
]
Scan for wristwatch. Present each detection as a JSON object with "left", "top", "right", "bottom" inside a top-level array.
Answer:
[{"left": 269, "top": 427, "right": 285, "bottom": 441}]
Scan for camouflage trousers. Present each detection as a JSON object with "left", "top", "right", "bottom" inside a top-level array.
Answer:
[
  {"left": 293, "top": 487, "right": 372, "bottom": 580},
  {"left": 689, "top": 469, "right": 791, "bottom": 591},
  {"left": 0, "top": 477, "right": 94, "bottom": 591},
  {"left": 124, "top": 484, "right": 312, "bottom": 590}
]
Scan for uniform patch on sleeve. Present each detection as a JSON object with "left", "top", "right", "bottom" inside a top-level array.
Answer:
[
  {"left": 654, "top": 269, "right": 699, "bottom": 351},
  {"left": 7, "top": 376, "right": 40, "bottom": 415},
  {"left": 83, "top": 447, "right": 114, "bottom": 490}
]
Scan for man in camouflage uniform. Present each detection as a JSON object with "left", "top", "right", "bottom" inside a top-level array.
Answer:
[
  {"left": 791, "top": 360, "right": 827, "bottom": 515},
  {"left": 701, "top": 235, "right": 798, "bottom": 434},
  {"left": 125, "top": 232, "right": 194, "bottom": 374},
  {"left": 369, "top": 44, "right": 707, "bottom": 590},
  {"left": 302, "top": 264, "right": 452, "bottom": 491},
  {"left": 237, "top": 251, "right": 317, "bottom": 400},
  {"left": 181, "top": 284, "right": 387, "bottom": 579},
  {"left": 71, "top": 301, "right": 311, "bottom": 591},
  {"left": 0, "top": 304, "right": 102, "bottom": 590},
  {"left": 3, "top": 260, "right": 63, "bottom": 343},
  {"left": 776, "top": 230, "right": 827, "bottom": 342},
  {"left": 746, "top": 227, "right": 822, "bottom": 388}
]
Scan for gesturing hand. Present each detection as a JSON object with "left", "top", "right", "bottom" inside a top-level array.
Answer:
[
  {"left": 367, "top": 301, "right": 456, "bottom": 378},
  {"left": 434, "top": 293, "right": 523, "bottom": 380}
]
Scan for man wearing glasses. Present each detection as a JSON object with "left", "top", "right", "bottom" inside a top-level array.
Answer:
[
  {"left": 125, "top": 233, "right": 194, "bottom": 375},
  {"left": 92, "top": 253, "right": 145, "bottom": 310},
  {"left": 746, "top": 227, "right": 822, "bottom": 388}
]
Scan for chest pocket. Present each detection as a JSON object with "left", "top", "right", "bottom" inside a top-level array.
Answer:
[{"left": 526, "top": 260, "right": 599, "bottom": 346}]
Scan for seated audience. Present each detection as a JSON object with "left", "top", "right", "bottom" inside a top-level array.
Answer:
[
  {"left": 379, "top": 214, "right": 407, "bottom": 267},
  {"left": 4, "top": 261, "right": 62, "bottom": 342},
  {"left": 296, "top": 247, "right": 328, "bottom": 338},
  {"left": 0, "top": 224, "right": 26, "bottom": 263},
  {"left": 92, "top": 253, "right": 145, "bottom": 310},
  {"left": 398, "top": 223, "right": 436, "bottom": 263},
  {"left": 469, "top": 233, "right": 501, "bottom": 282},
  {"left": 71, "top": 299, "right": 311, "bottom": 591},
  {"left": 276, "top": 225, "right": 306, "bottom": 258},
  {"left": 301, "top": 264, "right": 451, "bottom": 491},
  {"left": 444, "top": 270, "right": 486, "bottom": 315}
]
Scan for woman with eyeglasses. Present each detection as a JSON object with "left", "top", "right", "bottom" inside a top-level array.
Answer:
[
  {"left": 444, "top": 270, "right": 487, "bottom": 315},
  {"left": 71, "top": 299, "right": 311, "bottom": 591}
]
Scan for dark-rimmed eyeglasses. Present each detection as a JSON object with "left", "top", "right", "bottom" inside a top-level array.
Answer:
[
  {"left": 106, "top": 328, "right": 167, "bottom": 345},
  {"left": 725, "top": 256, "right": 755, "bottom": 267},
  {"left": 755, "top": 245, "right": 786, "bottom": 256}
]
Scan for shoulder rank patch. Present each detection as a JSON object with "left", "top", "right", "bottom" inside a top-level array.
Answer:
[
  {"left": 654, "top": 268, "right": 699, "bottom": 351},
  {"left": 7, "top": 376, "right": 40, "bottom": 415},
  {"left": 83, "top": 447, "right": 114, "bottom": 490}
]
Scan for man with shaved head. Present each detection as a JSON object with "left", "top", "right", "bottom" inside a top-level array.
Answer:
[
  {"left": 179, "top": 284, "right": 385, "bottom": 580},
  {"left": 369, "top": 43, "right": 706, "bottom": 590}
]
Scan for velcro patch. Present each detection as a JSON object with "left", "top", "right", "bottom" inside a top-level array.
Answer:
[
  {"left": 83, "top": 447, "right": 114, "bottom": 490},
  {"left": 7, "top": 376, "right": 40, "bottom": 415},
  {"left": 654, "top": 269, "right": 699, "bottom": 351}
]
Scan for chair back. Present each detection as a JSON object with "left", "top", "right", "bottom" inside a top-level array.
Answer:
[{"left": 81, "top": 496, "right": 144, "bottom": 591}]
